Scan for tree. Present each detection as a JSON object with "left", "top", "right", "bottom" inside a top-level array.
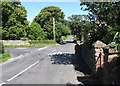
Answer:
[
  {"left": 67, "top": 14, "right": 91, "bottom": 41},
  {"left": 27, "top": 22, "right": 45, "bottom": 40},
  {"left": 33, "top": 6, "right": 68, "bottom": 40},
  {"left": 55, "top": 24, "right": 71, "bottom": 38},
  {"left": 80, "top": 1, "right": 120, "bottom": 43},
  {"left": 1, "top": 1, "right": 29, "bottom": 40}
]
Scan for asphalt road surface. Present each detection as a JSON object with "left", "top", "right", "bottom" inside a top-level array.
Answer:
[{"left": 0, "top": 36, "right": 81, "bottom": 85}]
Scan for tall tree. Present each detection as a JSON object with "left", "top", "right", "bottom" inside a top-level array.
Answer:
[
  {"left": 27, "top": 22, "right": 45, "bottom": 40},
  {"left": 33, "top": 6, "right": 70, "bottom": 40},
  {"left": 1, "top": 1, "right": 28, "bottom": 40},
  {"left": 80, "top": 1, "right": 120, "bottom": 43},
  {"left": 67, "top": 14, "right": 91, "bottom": 41}
]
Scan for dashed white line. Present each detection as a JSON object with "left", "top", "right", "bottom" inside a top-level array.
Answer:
[
  {"left": 15, "top": 48, "right": 27, "bottom": 49},
  {"left": 48, "top": 52, "right": 74, "bottom": 56},
  {"left": 7, "top": 61, "right": 39, "bottom": 82},
  {"left": 48, "top": 49, "right": 56, "bottom": 55},
  {"left": 38, "top": 46, "right": 48, "bottom": 50}
]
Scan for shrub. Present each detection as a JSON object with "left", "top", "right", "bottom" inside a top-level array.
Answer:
[{"left": 29, "top": 40, "right": 56, "bottom": 44}]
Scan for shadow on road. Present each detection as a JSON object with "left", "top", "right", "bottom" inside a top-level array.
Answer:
[
  {"left": 50, "top": 43, "right": 98, "bottom": 85},
  {"left": 76, "top": 76, "right": 98, "bottom": 85},
  {"left": 50, "top": 53, "right": 75, "bottom": 65}
]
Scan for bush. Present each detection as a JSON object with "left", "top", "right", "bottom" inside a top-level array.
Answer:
[
  {"left": 29, "top": 40, "right": 56, "bottom": 44},
  {"left": 109, "top": 43, "right": 120, "bottom": 52},
  {"left": 61, "top": 36, "right": 67, "bottom": 40},
  {"left": 28, "top": 22, "right": 45, "bottom": 40}
]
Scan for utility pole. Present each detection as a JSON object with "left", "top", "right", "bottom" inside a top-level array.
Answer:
[{"left": 53, "top": 17, "right": 55, "bottom": 41}]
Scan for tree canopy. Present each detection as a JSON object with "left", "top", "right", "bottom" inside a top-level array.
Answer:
[
  {"left": 80, "top": 1, "right": 120, "bottom": 44},
  {"left": 1, "top": 1, "right": 29, "bottom": 40},
  {"left": 27, "top": 22, "right": 45, "bottom": 40},
  {"left": 1, "top": 2, "right": 71, "bottom": 41},
  {"left": 67, "top": 14, "right": 91, "bottom": 41},
  {"left": 34, "top": 6, "right": 70, "bottom": 40}
]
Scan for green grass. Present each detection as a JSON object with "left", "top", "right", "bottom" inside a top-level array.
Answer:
[{"left": 0, "top": 52, "right": 11, "bottom": 63}]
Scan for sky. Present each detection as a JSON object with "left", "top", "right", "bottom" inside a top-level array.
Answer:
[{"left": 21, "top": 1, "right": 89, "bottom": 23}]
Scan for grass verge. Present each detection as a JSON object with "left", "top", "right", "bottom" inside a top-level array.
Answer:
[{"left": 0, "top": 52, "right": 11, "bottom": 63}]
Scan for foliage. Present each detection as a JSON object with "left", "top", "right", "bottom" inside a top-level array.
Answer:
[
  {"left": 33, "top": 6, "right": 70, "bottom": 40},
  {"left": 28, "top": 40, "right": 57, "bottom": 47},
  {"left": 0, "top": 51, "right": 11, "bottom": 63},
  {"left": 55, "top": 24, "right": 71, "bottom": 38},
  {"left": 80, "top": 2, "right": 120, "bottom": 44},
  {"left": 61, "top": 36, "right": 67, "bottom": 40},
  {"left": 67, "top": 14, "right": 91, "bottom": 42},
  {"left": 1, "top": 1, "right": 29, "bottom": 40},
  {"left": 1, "top": 2, "right": 71, "bottom": 41},
  {"left": 27, "top": 22, "right": 45, "bottom": 40}
]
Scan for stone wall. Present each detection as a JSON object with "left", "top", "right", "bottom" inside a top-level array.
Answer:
[
  {"left": 0, "top": 40, "right": 30, "bottom": 45},
  {"left": 75, "top": 44, "right": 96, "bottom": 75}
]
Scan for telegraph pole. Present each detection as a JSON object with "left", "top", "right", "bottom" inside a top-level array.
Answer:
[{"left": 53, "top": 17, "right": 55, "bottom": 41}]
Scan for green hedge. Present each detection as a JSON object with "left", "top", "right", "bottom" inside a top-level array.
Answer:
[{"left": 29, "top": 40, "right": 56, "bottom": 44}]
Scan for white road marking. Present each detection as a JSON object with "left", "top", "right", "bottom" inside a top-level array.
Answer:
[
  {"left": 38, "top": 46, "right": 48, "bottom": 50},
  {"left": 49, "top": 52, "right": 74, "bottom": 56},
  {"left": 48, "top": 49, "right": 56, "bottom": 56},
  {"left": 10, "top": 55, "right": 23, "bottom": 60},
  {"left": 7, "top": 61, "right": 39, "bottom": 82},
  {"left": 15, "top": 48, "right": 27, "bottom": 49},
  {"left": 0, "top": 82, "right": 6, "bottom": 86}
]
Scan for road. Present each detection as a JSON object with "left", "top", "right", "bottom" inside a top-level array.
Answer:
[{"left": 0, "top": 36, "right": 81, "bottom": 85}]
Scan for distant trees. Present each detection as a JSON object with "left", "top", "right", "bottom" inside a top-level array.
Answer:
[
  {"left": 27, "top": 22, "right": 45, "bottom": 40},
  {"left": 67, "top": 14, "right": 91, "bottom": 42},
  {"left": 33, "top": 6, "right": 71, "bottom": 40}
]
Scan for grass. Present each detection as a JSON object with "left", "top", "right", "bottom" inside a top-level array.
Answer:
[{"left": 0, "top": 51, "right": 11, "bottom": 63}]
